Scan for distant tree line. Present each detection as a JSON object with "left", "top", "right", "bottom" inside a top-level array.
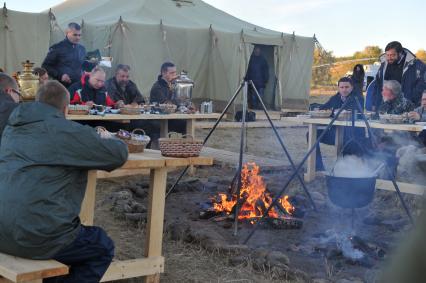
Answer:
[{"left": 312, "top": 46, "right": 426, "bottom": 88}]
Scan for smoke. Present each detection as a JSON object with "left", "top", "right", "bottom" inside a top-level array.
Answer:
[
  {"left": 331, "top": 155, "right": 381, "bottom": 178},
  {"left": 396, "top": 145, "right": 426, "bottom": 185}
]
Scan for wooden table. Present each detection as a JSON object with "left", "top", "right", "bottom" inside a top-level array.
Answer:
[
  {"left": 79, "top": 150, "right": 213, "bottom": 283},
  {"left": 283, "top": 117, "right": 426, "bottom": 195},
  {"left": 67, "top": 113, "right": 221, "bottom": 138}
]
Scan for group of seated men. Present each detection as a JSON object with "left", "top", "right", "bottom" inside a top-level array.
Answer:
[{"left": 313, "top": 40, "right": 426, "bottom": 175}]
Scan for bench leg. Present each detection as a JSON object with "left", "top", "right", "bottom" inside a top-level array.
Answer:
[
  {"left": 144, "top": 168, "right": 167, "bottom": 283},
  {"left": 305, "top": 124, "right": 317, "bottom": 182},
  {"left": 186, "top": 119, "right": 196, "bottom": 175},
  {"left": 80, "top": 170, "right": 98, "bottom": 226}
]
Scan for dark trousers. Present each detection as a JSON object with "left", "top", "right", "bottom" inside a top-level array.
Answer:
[
  {"left": 44, "top": 225, "right": 114, "bottom": 283},
  {"left": 248, "top": 86, "right": 264, "bottom": 109}
]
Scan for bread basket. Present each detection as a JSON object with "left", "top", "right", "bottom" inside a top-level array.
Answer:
[
  {"left": 159, "top": 132, "right": 203, "bottom": 157},
  {"left": 116, "top": 129, "right": 150, "bottom": 153},
  {"left": 68, "top": 104, "right": 89, "bottom": 115}
]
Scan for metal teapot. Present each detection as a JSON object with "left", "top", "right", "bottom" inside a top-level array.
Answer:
[
  {"left": 173, "top": 71, "right": 194, "bottom": 107},
  {"left": 17, "top": 60, "right": 39, "bottom": 101}
]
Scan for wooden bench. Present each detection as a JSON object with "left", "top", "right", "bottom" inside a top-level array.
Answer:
[{"left": 0, "top": 252, "right": 68, "bottom": 283}]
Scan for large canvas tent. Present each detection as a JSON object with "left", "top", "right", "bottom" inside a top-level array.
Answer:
[{"left": 1, "top": 0, "right": 315, "bottom": 110}]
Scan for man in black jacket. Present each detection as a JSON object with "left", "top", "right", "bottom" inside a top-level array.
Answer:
[
  {"left": 150, "top": 62, "right": 177, "bottom": 104},
  {"left": 0, "top": 73, "right": 20, "bottom": 144},
  {"left": 246, "top": 46, "right": 269, "bottom": 109},
  {"left": 42, "top": 22, "right": 86, "bottom": 88},
  {"left": 105, "top": 64, "right": 145, "bottom": 106}
]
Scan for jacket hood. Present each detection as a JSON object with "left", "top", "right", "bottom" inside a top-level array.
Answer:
[
  {"left": 8, "top": 102, "right": 64, "bottom": 127},
  {"left": 379, "top": 48, "right": 416, "bottom": 65}
]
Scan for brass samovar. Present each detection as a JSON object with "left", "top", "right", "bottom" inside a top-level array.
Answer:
[{"left": 17, "top": 60, "right": 39, "bottom": 101}]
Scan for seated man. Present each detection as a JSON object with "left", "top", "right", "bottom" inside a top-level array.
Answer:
[
  {"left": 150, "top": 62, "right": 177, "bottom": 104},
  {"left": 313, "top": 77, "right": 365, "bottom": 171},
  {"left": 69, "top": 66, "right": 115, "bottom": 107},
  {"left": 408, "top": 90, "right": 426, "bottom": 146},
  {"left": 149, "top": 62, "right": 184, "bottom": 146},
  {"left": 106, "top": 64, "right": 145, "bottom": 106},
  {"left": 379, "top": 80, "right": 415, "bottom": 114},
  {"left": 0, "top": 81, "right": 128, "bottom": 282},
  {"left": 0, "top": 73, "right": 20, "bottom": 144}
]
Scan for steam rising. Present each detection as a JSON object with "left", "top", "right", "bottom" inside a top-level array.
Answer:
[{"left": 331, "top": 155, "right": 381, "bottom": 178}]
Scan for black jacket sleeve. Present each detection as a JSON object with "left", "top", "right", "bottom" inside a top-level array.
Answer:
[{"left": 42, "top": 46, "right": 61, "bottom": 80}]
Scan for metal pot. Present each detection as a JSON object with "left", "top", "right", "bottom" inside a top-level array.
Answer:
[
  {"left": 173, "top": 71, "right": 193, "bottom": 107},
  {"left": 18, "top": 60, "right": 39, "bottom": 101},
  {"left": 325, "top": 175, "right": 376, "bottom": 208}
]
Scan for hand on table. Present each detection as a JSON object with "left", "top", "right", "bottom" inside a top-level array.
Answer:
[{"left": 408, "top": 111, "right": 420, "bottom": 121}]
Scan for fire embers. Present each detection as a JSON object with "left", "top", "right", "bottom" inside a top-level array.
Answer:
[{"left": 200, "top": 162, "right": 302, "bottom": 229}]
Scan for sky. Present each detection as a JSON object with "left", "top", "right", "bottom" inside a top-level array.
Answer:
[{"left": 5, "top": 0, "right": 426, "bottom": 57}]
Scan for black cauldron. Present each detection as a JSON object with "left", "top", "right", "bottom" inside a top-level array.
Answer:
[{"left": 325, "top": 175, "right": 376, "bottom": 208}]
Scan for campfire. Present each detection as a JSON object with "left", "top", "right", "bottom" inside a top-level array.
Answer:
[{"left": 200, "top": 162, "right": 302, "bottom": 229}]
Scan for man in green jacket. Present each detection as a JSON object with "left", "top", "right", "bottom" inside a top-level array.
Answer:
[{"left": 0, "top": 81, "right": 128, "bottom": 282}]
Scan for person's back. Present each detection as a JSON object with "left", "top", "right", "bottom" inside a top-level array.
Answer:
[{"left": 0, "top": 81, "right": 127, "bottom": 282}]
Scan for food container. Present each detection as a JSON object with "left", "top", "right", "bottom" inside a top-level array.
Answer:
[
  {"left": 159, "top": 104, "right": 177, "bottom": 114},
  {"left": 173, "top": 71, "right": 193, "bottom": 107},
  {"left": 120, "top": 105, "right": 142, "bottom": 115},
  {"left": 116, "top": 129, "right": 150, "bottom": 153},
  {"left": 379, "top": 114, "right": 405, "bottom": 124}
]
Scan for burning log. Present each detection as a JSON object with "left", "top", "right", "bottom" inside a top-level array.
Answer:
[{"left": 200, "top": 162, "right": 302, "bottom": 228}]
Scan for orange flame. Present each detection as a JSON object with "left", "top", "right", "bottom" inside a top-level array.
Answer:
[{"left": 211, "top": 162, "right": 294, "bottom": 220}]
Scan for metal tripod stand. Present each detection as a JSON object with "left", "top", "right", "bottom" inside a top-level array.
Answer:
[
  {"left": 243, "top": 93, "right": 414, "bottom": 244},
  {"left": 165, "top": 80, "right": 317, "bottom": 236}
]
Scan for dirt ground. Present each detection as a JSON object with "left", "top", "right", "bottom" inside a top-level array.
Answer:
[{"left": 93, "top": 94, "right": 423, "bottom": 283}]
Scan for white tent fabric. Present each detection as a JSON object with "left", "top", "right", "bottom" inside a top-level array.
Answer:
[{"left": 1, "top": 0, "right": 314, "bottom": 110}]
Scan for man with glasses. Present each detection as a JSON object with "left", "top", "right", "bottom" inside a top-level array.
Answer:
[
  {"left": 42, "top": 22, "right": 86, "bottom": 87},
  {"left": 0, "top": 73, "right": 20, "bottom": 144}
]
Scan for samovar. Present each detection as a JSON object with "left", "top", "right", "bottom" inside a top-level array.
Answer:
[
  {"left": 173, "top": 71, "right": 194, "bottom": 109},
  {"left": 17, "top": 60, "right": 39, "bottom": 101}
]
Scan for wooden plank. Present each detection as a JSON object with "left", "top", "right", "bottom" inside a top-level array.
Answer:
[
  {"left": 195, "top": 120, "right": 300, "bottom": 129},
  {"left": 144, "top": 168, "right": 167, "bottom": 283},
  {"left": 0, "top": 279, "right": 42, "bottom": 283},
  {"left": 100, "top": 257, "right": 164, "bottom": 282},
  {"left": 304, "top": 123, "right": 317, "bottom": 182},
  {"left": 0, "top": 253, "right": 68, "bottom": 282},
  {"left": 376, "top": 179, "right": 426, "bottom": 195},
  {"left": 251, "top": 110, "right": 281, "bottom": 120},
  {"left": 97, "top": 168, "right": 151, "bottom": 179},
  {"left": 283, "top": 117, "right": 424, "bottom": 132},
  {"left": 67, "top": 113, "right": 221, "bottom": 121},
  {"left": 80, "top": 170, "right": 97, "bottom": 226},
  {"left": 335, "top": 126, "right": 344, "bottom": 156}
]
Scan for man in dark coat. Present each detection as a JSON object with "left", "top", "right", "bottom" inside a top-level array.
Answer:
[
  {"left": 372, "top": 41, "right": 426, "bottom": 110},
  {"left": 106, "top": 64, "right": 145, "bottom": 106},
  {"left": 0, "top": 81, "right": 128, "bottom": 282},
  {"left": 0, "top": 73, "right": 20, "bottom": 144},
  {"left": 246, "top": 45, "right": 269, "bottom": 109},
  {"left": 69, "top": 66, "right": 115, "bottom": 107},
  {"left": 313, "top": 77, "right": 365, "bottom": 171},
  {"left": 42, "top": 22, "right": 86, "bottom": 88},
  {"left": 150, "top": 62, "right": 177, "bottom": 104}
]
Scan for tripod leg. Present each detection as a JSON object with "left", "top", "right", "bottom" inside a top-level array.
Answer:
[
  {"left": 243, "top": 98, "right": 353, "bottom": 244},
  {"left": 233, "top": 81, "right": 249, "bottom": 237},
  {"left": 165, "top": 81, "right": 245, "bottom": 198},
  {"left": 249, "top": 81, "right": 317, "bottom": 211}
]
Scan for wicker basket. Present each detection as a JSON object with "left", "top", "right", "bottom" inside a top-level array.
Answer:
[
  {"left": 159, "top": 132, "right": 203, "bottom": 157},
  {"left": 120, "top": 106, "right": 142, "bottom": 115},
  {"left": 117, "top": 129, "right": 150, "bottom": 153},
  {"left": 68, "top": 109, "right": 89, "bottom": 115}
]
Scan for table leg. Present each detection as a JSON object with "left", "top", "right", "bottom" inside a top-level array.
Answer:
[
  {"left": 160, "top": 120, "right": 168, "bottom": 138},
  {"left": 304, "top": 124, "right": 317, "bottom": 182},
  {"left": 144, "top": 168, "right": 167, "bottom": 283},
  {"left": 335, "top": 126, "right": 344, "bottom": 157},
  {"left": 79, "top": 170, "right": 97, "bottom": 226},
  {"left": 186, "top": 119, "right": 196, "bottom": 175}
]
